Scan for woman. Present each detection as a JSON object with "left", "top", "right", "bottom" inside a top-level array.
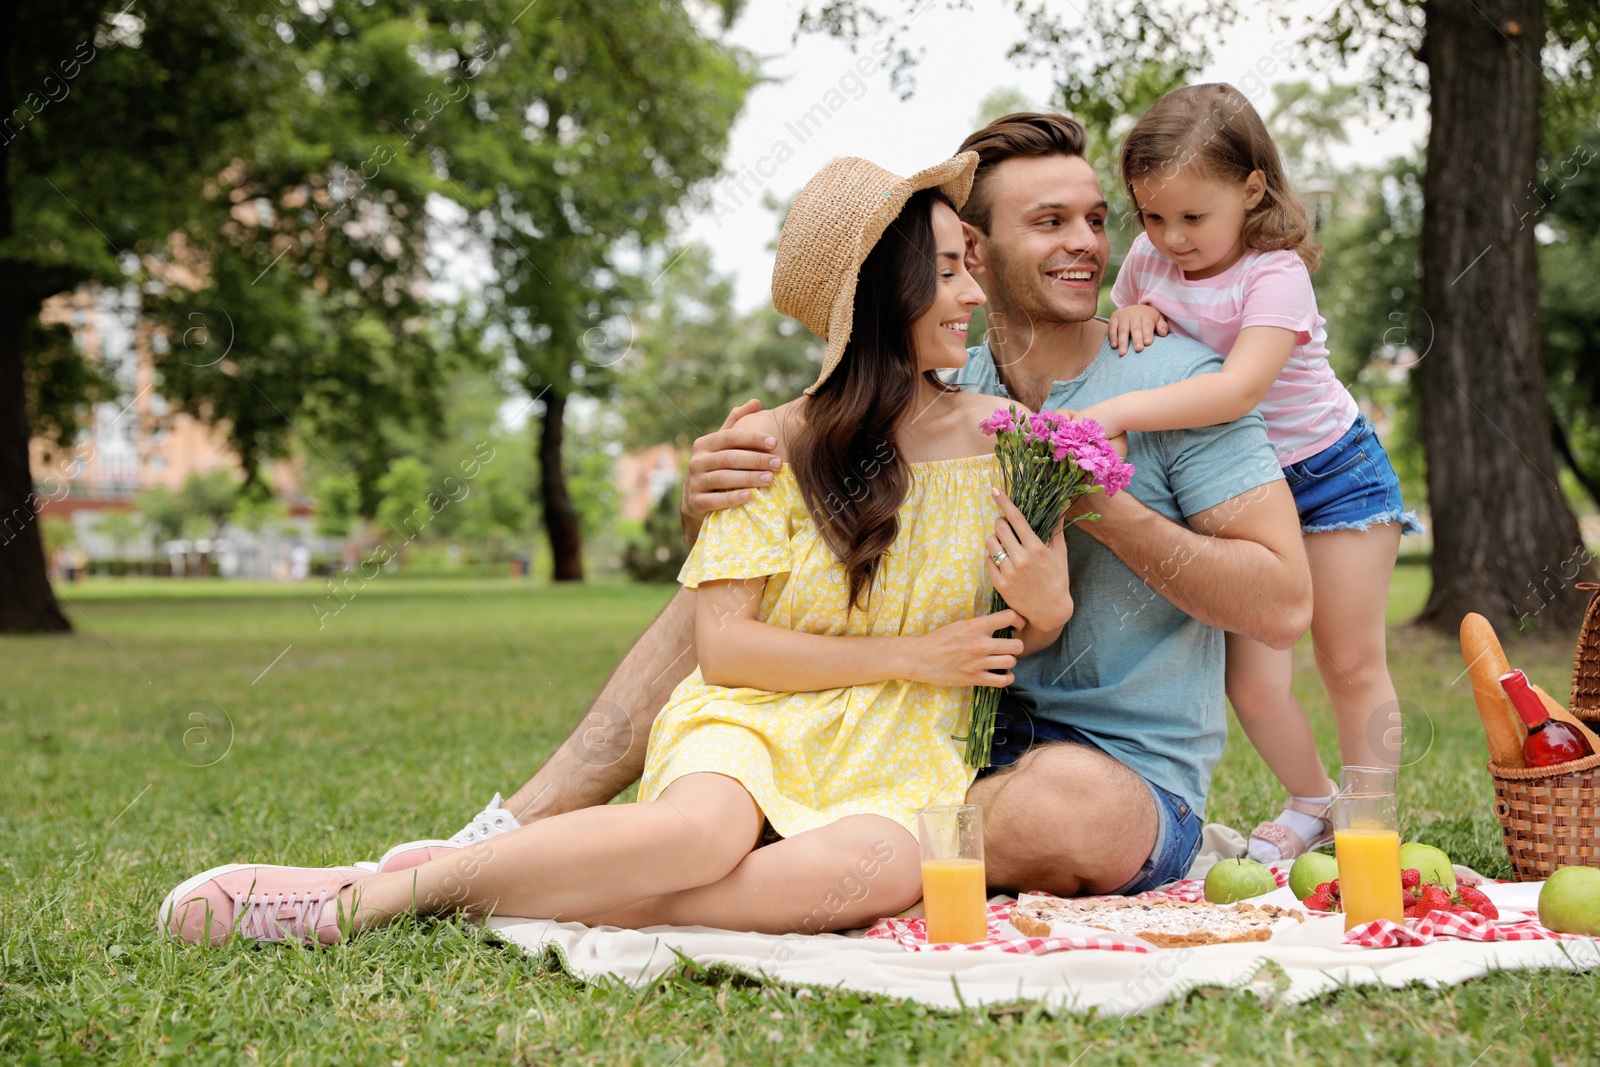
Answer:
[{"left": 161, "top": 153, "right": 1072, "bottom": 946}]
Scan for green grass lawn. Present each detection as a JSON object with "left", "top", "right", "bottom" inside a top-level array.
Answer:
[{"left": 4, "top": 566, "right": 1599, "bottom": 1065}]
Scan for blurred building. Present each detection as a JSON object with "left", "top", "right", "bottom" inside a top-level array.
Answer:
[
  {"left": 617, "top": 442, "right": 685, "bottom": 523},
  {"left": 27, "top": 285, "right": 332, "bottom": 578}
]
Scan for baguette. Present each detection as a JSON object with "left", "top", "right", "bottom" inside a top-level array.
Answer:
[
  {"left": 1460, "top": 613, "right": 1527, "bottom": 767},
  {"left": 1532, "top": 682, "right": 1600, "bottom": 754}
]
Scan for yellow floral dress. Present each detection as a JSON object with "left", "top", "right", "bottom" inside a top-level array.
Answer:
[{"left": 638, "top": 454, "right": 1002, "bottom": 838}]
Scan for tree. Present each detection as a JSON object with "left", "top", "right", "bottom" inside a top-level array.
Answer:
[
  {"left": 1407, "top": 0, "right": 1592, "bottom": 633},
  {"left": 134, "top": 485, "right": 198, "bottom": 547},
  {"left": 426, "top": 3, "right": 749, "bottom": 581},
  {"left": 618, "top": 244, "right": 821, "bottom": 450},
  {"left": 3, "top": 0, "right": 750, "bottom": 632},
  {"left": 1533, "top": 82, "right": 1600, "bottom": 513},
  {"left": 312, "top": 475, "right": 360, "bottom": 542},
  {"left": 96, "top": 509, "right": 145, "bottom": 569},
  {"left": 454, "top": 458, "right": 533, "bottom": 562},
  {"left": 178, "top": 469, "right": 240, "bottom": 575},
  {"left": 181, "top": 470, "right": 239, "bottom": 539},
  {"left": 794, "top": 0, "right": 1600, "bottom": 634},
  {"left": 3, "top": 1, "right": 268, "bottom": 630},
  {"left": 374, "top": 456, "right": 434, "bottom": 555}
]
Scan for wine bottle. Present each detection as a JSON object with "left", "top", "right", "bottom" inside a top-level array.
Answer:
[{"left": 1499, "top": 669, "right": 1595, "bottom": 768}]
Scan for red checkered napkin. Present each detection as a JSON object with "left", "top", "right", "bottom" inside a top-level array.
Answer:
[
  {"left": 862, "top": 902, "right": 1153, "bottom": 954},
  {"left": 1345, "top": 908, "right": 1600, "bottom": 948},
  {"left": 861, "top": 871, "right": 1290, "bottom": 954}
]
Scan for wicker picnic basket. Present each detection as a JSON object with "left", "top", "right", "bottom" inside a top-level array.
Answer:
[
  {"left": 1570, "top": 582, "right": 1600, "bottom": 724},
  {"left": 1491, "top": 753, "right": 1600, "bottom": 880},
  {"left": 1490, "top": 583, "right": 1600, "bottom": 879}
]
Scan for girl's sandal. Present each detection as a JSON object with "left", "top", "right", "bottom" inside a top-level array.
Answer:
[{"left": 1247, "top": 785, "right": 1337, "bottom": 863}]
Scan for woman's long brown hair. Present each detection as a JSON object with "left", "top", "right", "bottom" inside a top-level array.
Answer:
[{"left": 791, "top": 188, "right": 958, "bottom": 612}]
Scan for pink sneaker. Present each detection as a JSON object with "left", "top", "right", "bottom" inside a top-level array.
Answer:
[
  {"left": 159, "top": 864, "right": 373, "bottom": 946},
  {"left": 376, "top": 793, "right": 520, "bottom": 874}
]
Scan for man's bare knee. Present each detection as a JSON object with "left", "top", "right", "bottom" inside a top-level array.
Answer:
[{"left": 973, "top": 743, "right": 1157, "bottom": 896}]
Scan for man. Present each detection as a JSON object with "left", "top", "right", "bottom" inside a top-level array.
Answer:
[{"left": 379, "top": 114, "right": 1311, "bottom": 903}]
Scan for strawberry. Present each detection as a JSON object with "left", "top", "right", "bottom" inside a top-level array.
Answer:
[
  {"left": 1305, "top": 892, "right": 1333, "bottom": 912},
  {"left": 1401, "top": 868, "right": 1422, "bottom": 890},
  {"left": 1454, "top": 884, "right": 1499, "bottom": 920},
  {"left": 1417, "top": 885, "right": 1453, "bottom": 915},
  {"left": 1315, "top": 880, "right": 1341, "bottom": 901}
]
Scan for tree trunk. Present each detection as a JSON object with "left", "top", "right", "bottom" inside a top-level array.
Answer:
[
  {"left": 1415, "top": 0, "right": 1594, "bottom": 635},
  {"left": 0, "top": 6, "right": 71, "bottom": 634},
  {"left": 537, "top": 386, "right": 585, "bottom": 581}
]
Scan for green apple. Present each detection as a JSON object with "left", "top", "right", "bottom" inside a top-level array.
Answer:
[
  {"left": 1539, "top": 865, "right": 1600, "bottom": 935},
  {"left": 1288, "top": 851, "right": 1340, "bottom": 902},
  {"left": 1398, "top": 842, "right": 1456, "bottom": 890},
  {"left": 1204, "top": 858, "right": 1278, "bottom": 904}
]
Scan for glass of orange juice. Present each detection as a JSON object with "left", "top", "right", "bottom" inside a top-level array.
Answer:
[
  {"left": 917, "top": 804, "right": 988, "bottom": 943},
  {"left": 1339, "top": 765, "right": 1397, "bottom": 795},
  {"left": 1332, "top": 788, "right": 1404, "bottom": 931}
]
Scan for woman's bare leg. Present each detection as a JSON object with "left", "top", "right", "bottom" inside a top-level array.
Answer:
[
  {"left": 583, "top": 815, "right": 922, "bottom": 935},
  {"left": 337, "top": 772, "right": 763, "bottom": 931}
]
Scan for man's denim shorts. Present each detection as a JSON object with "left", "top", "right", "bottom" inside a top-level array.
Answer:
[
  {"left": 978, "top": 701, "right": 1204, "bottom": 895},
  {"left": 1284, "top": 414, "right": 1424, "bottom": 536}
]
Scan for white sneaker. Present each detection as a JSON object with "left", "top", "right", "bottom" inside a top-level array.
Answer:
[{"left": 375, "top": 793, "right": 521, "bottom": 874}]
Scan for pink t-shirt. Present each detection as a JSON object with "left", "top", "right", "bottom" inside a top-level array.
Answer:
[{"left": 1111, "top": 232, "right": 1358, "bottom": 467}]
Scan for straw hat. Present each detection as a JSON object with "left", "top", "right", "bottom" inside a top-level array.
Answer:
[{"left": 773, "top": 152, "right": 979, "bottom": 395}]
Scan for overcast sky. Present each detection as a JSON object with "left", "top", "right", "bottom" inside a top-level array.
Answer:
[{"left": 676, "top": 0, "right": 1430, "bottom": 309}]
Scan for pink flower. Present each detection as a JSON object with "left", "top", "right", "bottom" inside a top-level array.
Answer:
[
  {"left": 1107, "top": 468, "right": 1133, "bottom": 495},
  {"left": 1093, "top": 448, "right": 1136, "bottom": 496},
  {"left": 1038, "top": 418, "right": 1135, "bottom": 496},
  {"left": 1047, "top": 421, "right": 1094, "bottom": 462},
  {"left": 980, "top": 408, "right": 1017, "bottom": 436}
]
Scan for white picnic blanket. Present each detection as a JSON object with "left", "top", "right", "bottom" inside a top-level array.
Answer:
[{"left": 487, "top": 826, "right": 1600, "bottom": 1014}]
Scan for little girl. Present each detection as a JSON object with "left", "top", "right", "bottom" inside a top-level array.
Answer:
[{"left": 1082, "top": 83, "right": 1422, "bottom": 863}]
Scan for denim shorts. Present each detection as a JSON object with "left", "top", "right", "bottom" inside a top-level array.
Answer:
[
  {"left": 1284, "top": 414, "right": 1424, "bottom": 536},
  {"left": 977, "top": 701, "right": 1204, "bottom": 895}
]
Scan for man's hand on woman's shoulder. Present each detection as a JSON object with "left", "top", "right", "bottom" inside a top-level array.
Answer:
[{"left": 680, "top": 399, "right": 786, "bottom": 544}]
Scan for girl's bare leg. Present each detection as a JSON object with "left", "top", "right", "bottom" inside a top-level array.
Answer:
[
  {"left": 583, "top": 815, "right": 922, "bottom": 935},
  {"left": 1304, "top": 523, "right": 1404, "bottom": 770},
  {"left": 337, "top": 772, "right": 763, "bottom": 931},
  {"left": 1226, "top": 631, "right": 1330, "bottom": 797}
]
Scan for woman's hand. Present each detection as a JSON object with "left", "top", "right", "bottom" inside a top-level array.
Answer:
[
  {"left": 1108, "top": 303, "right": 1168, "bottom": 355},
  {"left": 902, "top": 610, "right": 1026, "bottom": 688},
  {"left": 985, "top": 489, "right": 1073, "bottom": 641}
]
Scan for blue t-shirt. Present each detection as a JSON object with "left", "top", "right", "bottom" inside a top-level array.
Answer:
[{"left": 951, "top": 334, "right": 1283, "bottom": 817}]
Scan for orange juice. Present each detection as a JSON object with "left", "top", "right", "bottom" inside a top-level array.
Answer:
[
  {"left": 1334, "top": 827, "right": 1404, "bottom": 931},
  {"left": 921, "top": 858, "right": 988, "bottom": 943}
]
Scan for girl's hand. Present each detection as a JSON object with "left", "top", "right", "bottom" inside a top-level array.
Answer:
[
  {"left": 903, "top": 610, "right": 1026, "bottom": 688},
  {"left": 1108, "top": 303, "right": 1168, "bottom": 355},
  {"left": 1079, "top": 400, "right": 1124, "bottom": 443},
  {"left": 985, "top": 489, "right": 1073, "bottom": 635}
]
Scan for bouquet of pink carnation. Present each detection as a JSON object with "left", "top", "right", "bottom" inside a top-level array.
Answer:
[{"left": 958, "top": 405, "right": 1135, "bottom": 767}]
